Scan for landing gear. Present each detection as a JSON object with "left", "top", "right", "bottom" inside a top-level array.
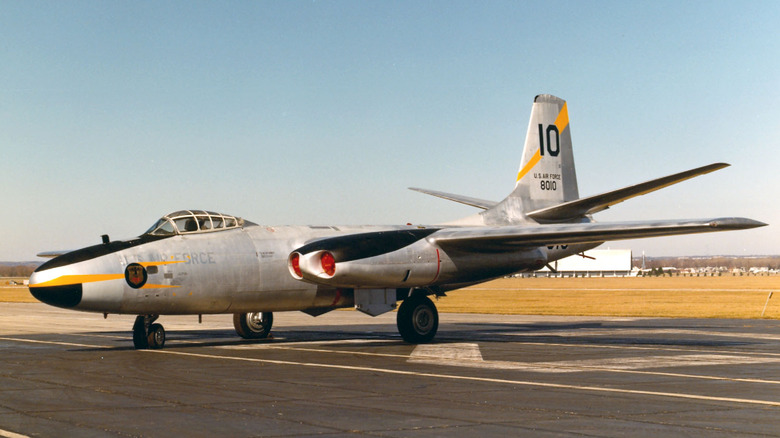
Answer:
[
  {"left": 233, "top": 312, "right": 273, "bottom": 339},
  {"left": 397, "top": 294, "right": 439, "bottom": 344},
  {"left": 132, "top": 315, "right": 165, "bottom": 349},
  {"left": 147, "top": 323, "right": 165, "bottom": 349}
]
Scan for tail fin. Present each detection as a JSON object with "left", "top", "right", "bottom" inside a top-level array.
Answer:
[
  {"left": 473, "top": 95, "right": 579, "bottom": 225},
  {"left": 497, "top": 95, "right": 580, "bottom": 219}
]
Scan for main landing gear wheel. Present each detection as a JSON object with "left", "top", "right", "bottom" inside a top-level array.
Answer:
[
  {"left": 397, "top": 294, "right": 439, "bottom": 344},
  {"left": 147, "top": 323, "right": 165, "bottom": 349},
  {"left": 132, "top": 315, "right": 165, "bottom": 349},
  {"left": 234, "top": 312, "right": 273, "bottom": 339}
]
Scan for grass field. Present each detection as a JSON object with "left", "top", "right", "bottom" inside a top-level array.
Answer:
[
  {"left": 439, "top": 276, "right": 780, "bottom": 319},
  {"left": 4, "top": 275, "right": 779, "bottom": 319},
  {"left": 0, "top": 278, "right": 33, "bottom": 303}
]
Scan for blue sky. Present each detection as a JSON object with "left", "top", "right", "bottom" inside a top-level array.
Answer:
[{"left": 2, "top": 1, "right": 778, "bottom": 260}]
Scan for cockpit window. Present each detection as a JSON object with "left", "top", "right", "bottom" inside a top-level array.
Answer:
[
  {"left": 145, "top": 218, "right": 176, "bottom": 236},
  {"left": 156, "top": 220, "right": 176, "bottom": 235},
  {"left": 146, "top": 210, "right": 245, "bottom": 236},
  {"left": 197, "top": 215, "right": 211, "bottom": 230},
  {"left": 175, "top": 217, "right": 197, "bottom": 232}
]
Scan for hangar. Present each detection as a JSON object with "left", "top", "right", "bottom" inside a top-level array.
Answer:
[{"left": 530, "top": 249, "right": 633, "bottom": 277}]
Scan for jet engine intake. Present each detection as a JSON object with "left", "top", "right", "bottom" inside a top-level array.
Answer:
[{"left": 288, "top": 250, "right": 338, "bottom": 280}]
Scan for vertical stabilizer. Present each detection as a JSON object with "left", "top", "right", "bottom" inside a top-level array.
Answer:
[
  {"left": 514, "top": 94, "right": 579, "bottom": 208},
  {"left": 500, "top": 95, "right": 580, "bottom": 220}
]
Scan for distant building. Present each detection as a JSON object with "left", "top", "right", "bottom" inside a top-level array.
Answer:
[{"left": 524, "top": 249, "right": 633, "bottom": 277}]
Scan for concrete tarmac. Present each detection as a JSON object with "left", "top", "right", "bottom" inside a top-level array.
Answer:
[{"left": 2, "top": 303, "right": 780, "bottom": 437}]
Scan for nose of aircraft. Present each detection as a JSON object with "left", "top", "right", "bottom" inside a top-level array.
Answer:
[{"left": 28, "top": 267, "right": 83, "bottom": 309}]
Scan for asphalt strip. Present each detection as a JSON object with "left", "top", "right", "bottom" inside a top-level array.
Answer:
[{"left": 3, "top": 335, "right": 780, "bottom": 409}]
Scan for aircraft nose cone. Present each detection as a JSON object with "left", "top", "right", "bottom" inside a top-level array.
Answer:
[{"left": 28, "top": 271, "right": 83, "bottom": 309}]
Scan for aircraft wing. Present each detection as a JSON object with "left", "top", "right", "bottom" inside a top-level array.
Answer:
[
  {"left": 36, "top": 250, "right": 71, "bottom": 258},
  {"left": 408, "top": 187, "right": 498, "bottom": 210},
  {"left": 526, "top": 163, "right": 729, "bottom": 222},
  {"left": 430, "top": 217, "right": 766, "bottom": 252}
]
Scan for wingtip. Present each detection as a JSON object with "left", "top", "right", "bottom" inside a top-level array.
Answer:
[
  {"left": 703, "top": 162, "right": 730, "bottom": 172},
  {"left": 36, "top": 251, "right": 69, "bottom": 259},
  {"left": 747, "top": 219, "right": 769, "bottom": 228},
  {"left": 711, "top": 218, "right": 768, "bottom": 230}
]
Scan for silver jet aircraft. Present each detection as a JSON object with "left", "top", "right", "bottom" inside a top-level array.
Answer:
[{"left": 29, "top": 95, "right": 766, "bottom": 349}]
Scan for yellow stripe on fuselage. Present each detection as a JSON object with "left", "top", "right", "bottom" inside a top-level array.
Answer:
[
  {"left": 29, "top": 274, "right": 124, "bottom": 288},
  {"left": 30, "top": 261, "right": 186, "bottom": 289},
  {"left": 138, "top": 261, "right": 186, "bottom": 267}
]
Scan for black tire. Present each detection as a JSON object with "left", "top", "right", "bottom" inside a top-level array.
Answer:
[
  {"left": 397, "top": 294, "right": 438, "bottom": 344},
  {"left": 132, "top": 315, "right": 149, "bottom": 349},
  {"left": 233, "top": 312, "right": 273, "bottom": 339},
  {"left": 147, "top": 323, "right": 165, "bottom": 349}
]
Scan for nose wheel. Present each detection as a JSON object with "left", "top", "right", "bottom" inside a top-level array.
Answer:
[{"left": 132, "top": 315, "right": 165, "bottom": 349}]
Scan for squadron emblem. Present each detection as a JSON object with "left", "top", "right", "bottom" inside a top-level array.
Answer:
[{"left": 125, "top": 263, "right": 147, "bottom": 289}]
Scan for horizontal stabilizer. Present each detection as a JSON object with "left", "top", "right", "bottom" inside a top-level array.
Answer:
[
  {"left": 430, "top": 217, "right": 766, "bottom": 252},
  {"left": 526, "top": 163, "right": 729, "bottom": 222},
  {"left": 409, "top": 187, "right": 498, "bottom": 210}
]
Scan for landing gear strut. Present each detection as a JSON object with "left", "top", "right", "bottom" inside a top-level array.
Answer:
[
  {"left": 397, "top": 294, "right": 439, "bottom": 343},
  {"left": 132, "top": 315, "right": 165, "bottom": 349},
  {"left": 233, "top": 312, "right": 273, "bottom": 339}
]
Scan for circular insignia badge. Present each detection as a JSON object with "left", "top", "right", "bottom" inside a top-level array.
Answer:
[{"left": 125, "top": 263, "right": 148, "bottom": 289}]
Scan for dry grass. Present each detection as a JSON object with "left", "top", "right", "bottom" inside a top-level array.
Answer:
[
  {"left": 4, "top": 275, "right": 780, "bottom": 319},
  {"left": 0, "top": 278, "right": 36, "bottom": 303},
  {"left": 438, "top": 276, "right": 780, "bottom": 319}
]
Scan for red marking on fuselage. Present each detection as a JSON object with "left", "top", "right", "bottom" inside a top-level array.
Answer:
[
  {"left": 330, "top": 288, "right": 343, "bottom": 307},
  {"left": 431, "top": 249, "right": 441, "bottom": 283}
]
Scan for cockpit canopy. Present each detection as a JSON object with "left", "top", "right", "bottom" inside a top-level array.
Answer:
[{"left": 144, "top": 210, "right": 245, "bottom": 236}]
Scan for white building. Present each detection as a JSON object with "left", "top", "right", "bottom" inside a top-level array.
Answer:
[{"left": 528, "top": 249, "right": 633, "bottom": 277}]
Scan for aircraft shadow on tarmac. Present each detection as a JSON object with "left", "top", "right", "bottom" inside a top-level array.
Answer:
[
  {"left": 66, "top": 328, "right": 401, "bottom": 352},
  {"left": 64, "top": 320, "right": 754, "bottom": 352},
  {"left": 453, "top": 321, "right": 753, "bottom": 347}
]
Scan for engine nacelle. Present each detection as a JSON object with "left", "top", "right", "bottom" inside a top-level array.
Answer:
[
  {"left": 288, "top": 242, "right": 440, "bottom": 288},
  {"left": 287, "top": 228, "right": 550, "bottom": 289}
]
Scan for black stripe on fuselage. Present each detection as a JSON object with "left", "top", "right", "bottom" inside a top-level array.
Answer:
[
  {"left": 35, "top": 234, "right": 174, "bottom": 273},
  {"left": 295, "top": 228, "right": 440, "bottom": 262}
]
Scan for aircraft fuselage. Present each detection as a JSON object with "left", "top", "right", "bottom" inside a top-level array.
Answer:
[{"left": 30, "top": 223, "right": 592, "bottom": 316}]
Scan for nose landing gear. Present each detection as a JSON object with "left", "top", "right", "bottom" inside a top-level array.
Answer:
[{"left": 132, "top": 315, "right": 165, "bottom": 349}]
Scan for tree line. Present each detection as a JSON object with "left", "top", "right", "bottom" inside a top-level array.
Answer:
[
  {"left": 0, "top": 264, "right": 40, "bottom": 277},
  {"left": 636, "top": 256, "right": 780, "bottom": 270}
]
